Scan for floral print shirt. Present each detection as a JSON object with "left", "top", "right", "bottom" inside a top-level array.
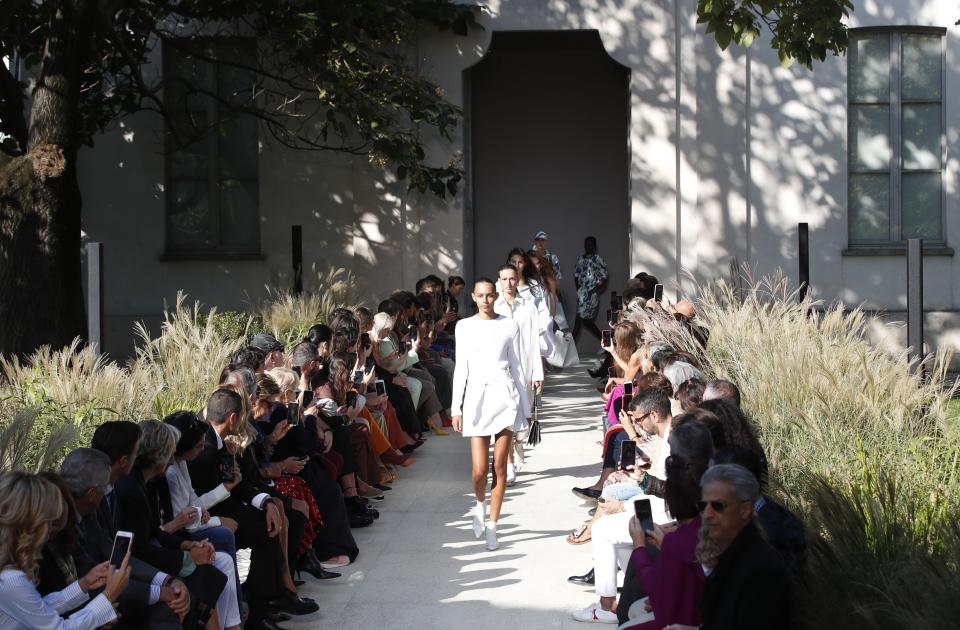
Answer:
[{"left": 574, "top": 253, "right": 608, "bottom": 319}]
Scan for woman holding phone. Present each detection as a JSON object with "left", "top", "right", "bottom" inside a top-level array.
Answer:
[
  {"left": 0, "top": 471, "right": 131, "bottom": 629},
  {"left": 451, "top": 278, "right": 532, "bottom": 551}
]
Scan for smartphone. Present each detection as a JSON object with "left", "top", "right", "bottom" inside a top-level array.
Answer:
[
  {"left": 345, "top": 391, "right": 358, "bottom": 408},
  {"left": 110, "top": 530, "right": 133, "bottom": 568},
  {"left": 614, "top": 296, "right": 624, "bottom": 310},
  {"left": 601, "top": 329, "right": 612, "bottom": 347},
  {"left": 653, "top": 284, "right": 664, "bottom": 302},
  {"left": 375, "top": 379, "right": 386, "bottom": 396},
  {"left": 606, "top": 308, "right": 614, "bottom": 324},
  {"left": 219, "top": 453, "right": 235, "bottom": 482},
  {"left": 353, "top": 370, "right": 363, "bottom": 388},
  {"left": 621, "top": 393, "right": 632, "bottom": 410},
  {"left": 619, "top": 441, "right": 637, "bottom": 470},
  {"left": 634, "top": 498, "right": 654, "bottom": 533},
  {"left": 361, "top": 332, "right": 371, "bottom": 349},
  {"left": 291, "top": 365, "right": 302, "bottom": 377},
  {"left": 623, "top": 381, "right": 633, "bottom": 397},
  {"left": 301, "top": 389, "right": 314, "bottom": 409},
  {"left": 365, "top": 356, "right": 375, "bottom": 371},
  {"left": 610, "top": 292, "right": 618, "bottom": 307},
  {"left": 607, "top": 367, "right": 617, "bottom": 379},
  {"left": 287, "top": 402, "right": 300, "bottom": 427}
]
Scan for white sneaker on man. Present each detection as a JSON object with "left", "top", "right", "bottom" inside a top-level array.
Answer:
[
  {"left": 506, "top": 462, "right": 516, "bottom": 486},
  {"left": 472, "top": 501, "right": 485, "bottom": 539},
  {"left": 571, "top": 603, "right": 618, "bottom": 624},
  {"left": 484, "top": 520, "right": 499, "bottom": 551}
]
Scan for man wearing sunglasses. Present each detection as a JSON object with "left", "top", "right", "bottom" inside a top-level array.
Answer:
[{"left": 665, "top": 463, "right": 791, "bottom": 630}]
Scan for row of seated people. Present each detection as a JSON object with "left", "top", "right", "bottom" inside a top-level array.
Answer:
[
  {"left": 566, "top": 285, "right": 806, "bottom": 629},
  {"left": 0, "top": 278, "right": 465, "bottom": 630}
]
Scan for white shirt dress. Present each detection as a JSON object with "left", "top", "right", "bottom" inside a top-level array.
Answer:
[{"left": 451, "top": 315, "right": 531, "bottom": 437}]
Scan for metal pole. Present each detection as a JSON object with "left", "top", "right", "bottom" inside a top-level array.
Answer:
[
  {"left": 86, "top": 242, "right": 103, "bottom": 356},
  {"left": 907, "top": 238, "right": 924, "bottom": 375},
  {"left": 798, "top": 223, "right": 809, "bottom": 302},
  {"left": 292, "top": 225, "right": 303, "bottom": 295}
]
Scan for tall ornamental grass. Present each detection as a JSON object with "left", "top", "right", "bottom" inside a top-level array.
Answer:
[
  {"left": 632, "top": 270, "right": 960, "bottom": 629},
  {"left": 0, "top": 267, "right": 360, "bottom": 471}
]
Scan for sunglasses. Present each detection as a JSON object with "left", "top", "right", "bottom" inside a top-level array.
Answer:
[{"left": 697, "top": 500, "right": 729, "bottom": 513}]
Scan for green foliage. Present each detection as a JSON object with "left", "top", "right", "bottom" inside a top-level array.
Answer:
[
  {"left": 0, "top": 1, "right": 482, "bottom": 195},
  {"left": 197, "top": 310, "right": 267, "bottom": 343},
  {"left": 696, "top": 0, "right": 852, "bottom": 68}
]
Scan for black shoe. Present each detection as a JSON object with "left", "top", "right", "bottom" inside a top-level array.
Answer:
[
  {"left": 268, "top": 592, "right": 319, "bottom": 616},
  {"left": 297, "top": 550, "right": 341, "bottom": 580},
  {"left": 372, "top": 482, "right": 392, "bottom": 491},
  {"left": 572, "top": 486, "right": 602, "bottom": 500},
  {"left": 268, "top": 612, "right": 292, "bottom": 623},
  {"left": 349, "top": 514, "right": 374, "bottom": 528},
  {"left": 347, "top": 497, "right": 380, "bottom": 519},
  {"left": 568, "top": 568, "right": 595, "bottom": 585},
  {"left": 251, "top": 618, "right": 288, "bottom": 630}
]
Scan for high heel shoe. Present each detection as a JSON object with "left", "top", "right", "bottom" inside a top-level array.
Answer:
[
  {"left": 296, "top": 550, "right": 341, "bottom": 580},
  {"left": 427, "top": 419, "right": 449, "bottom": 436},
  {"left": 380, "top": 449, "right": 411, "bottom": 466}
]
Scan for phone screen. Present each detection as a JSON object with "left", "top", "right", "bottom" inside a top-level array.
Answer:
[
  {"left": 346, "top": 391, "right": 358, "bottom": 408},
  {"left": 623, "top": 381, "right": 633, "bottom": 397},
  {"left": 619, "top": 441, "right": 636, "bottom": 470},
  {"left": 653, "top": 284, "right": 664, "bottom": 302},
  {"left": 361, "top": 333, "right": 371, "bottom": 349},
  {"left": 353, "top": 370, "right": 363, "bottom": 388},
  {"left": 110, "top": 531, "right": 133, "bottom": 568},
  {"left": 287, "top": 402, "right": 300, "bottom": 426},
  {"left": 219, "top": 453, "right": 235, "bottom": 482},
  {"left": 601, "top": 330, "right": 612, "bottom": 347},
  {"left": 365, "top": 356, "right": 375, "bottom": 371},
  {"left": 301, "top": 389, "right": 314, "bottom": 409},
  {"left": 375, "top": 380, "right": 386, "bottom": 396},
  {"left": 634, "top": 498, "right": 654, "bottom": 533},
  {"left": 606, "top": 308, "right": 614, "bottom": 324}
]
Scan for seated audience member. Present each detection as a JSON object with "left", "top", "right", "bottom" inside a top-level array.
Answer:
[
  {"left": 250, "top": 334, "right": 286, "bottom": 371},
  {"left": 226, "top": 347, "right": 267, "bottom": 376},
  {"left": 569, "top": 390, "right": 674, "bottom": 616},
  {"left": 114, "top": 420, "right": 235, "bottom": 629},
  {"left": 673, "top": 378, "right": 705, "bottom": 413},
  {"left": 702, "top": 379, "right": 741, "bottom": 409},
  {"left": 189, "top": 389, "right": 317, "bottom": 627},
  {"left": 0, "top": 471, "right": 131, "bottom": 629},
  {"left": 59, "top": 447, "right": 187, "bottom": 629},
  {"left": 711, "top": 447, "right": 806, "bottom": 576},
  {"left": 618, "top": 420, "right": 715, "bottom": 628},
  {"left": 666, "top": 464, "right": 792, "bottom": 630},
  {"left": 304, "top": 324, "right": 333, "bottom": 359},
  {"left": 698, "top": 400, "right": 767, "bottom": 485}
]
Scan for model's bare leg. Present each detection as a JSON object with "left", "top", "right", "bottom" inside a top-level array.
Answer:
[
  {"left": 470, "top": 436, "right": 492, "bottom": 502},
  {"left": 489, "top": 429, "right": 513, "bottom": 522}
]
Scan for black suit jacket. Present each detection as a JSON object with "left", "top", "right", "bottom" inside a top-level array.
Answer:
[
  {"left": 114, "top": 467, "right": 189, "bottom": 576},
  {"left": 188, "top": 423, "right": 281, "bottom": 517},
  {"left": 701, "top": 520, "right": 792, "bottom": 630}
]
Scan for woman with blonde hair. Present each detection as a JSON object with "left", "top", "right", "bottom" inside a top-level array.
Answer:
[{"left": 0, "top": 471, "right": 130, "bottom": 629}]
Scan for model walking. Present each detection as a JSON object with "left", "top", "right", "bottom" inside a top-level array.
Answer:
[{"left": 451, "top": 278, "right": 532, "bottom": 551}]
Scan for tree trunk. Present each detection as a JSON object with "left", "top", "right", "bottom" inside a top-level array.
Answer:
[{"left": 0, "top": 0, "right": 90, "bottom": 357}]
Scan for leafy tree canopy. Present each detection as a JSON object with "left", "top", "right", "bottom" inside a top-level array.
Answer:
[
  {"left": 696, "top": 0, "right": 852, "bottom": 68},
  {"left": 0, "top": 0, "right": 483, "bottom": 196}
]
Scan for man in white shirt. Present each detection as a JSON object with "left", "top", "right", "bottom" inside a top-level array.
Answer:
[{"left": 495, "top": 264, "right": 544, "bottom": 485}]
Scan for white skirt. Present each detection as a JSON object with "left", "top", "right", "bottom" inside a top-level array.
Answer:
[{"left": 461, "top": 376, "right": 529, "bottom": 438}]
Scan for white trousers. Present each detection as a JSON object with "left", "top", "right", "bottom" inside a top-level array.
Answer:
[
  {"left": 590, "top": 510, "right": 636, "bottom": 598},
  {"left": 213, "top": 552, "right": 242, "bottom": 628}
]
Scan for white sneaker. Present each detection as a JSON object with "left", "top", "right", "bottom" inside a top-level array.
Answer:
[
  {"left": 571, "top": 603, "right": 618, "bottom": 624},
  {"left": 506, "top": 463, "right": 516, "bottom": 486},
  {"left": 472, "top": 501, "right": 485, "bottom": 539},
  {"left": 484, "top": 520, "right": 499, "bottom": 551}
]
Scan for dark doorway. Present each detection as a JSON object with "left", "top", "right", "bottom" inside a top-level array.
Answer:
[{"left": 466, "top": 30, "right": 630, "bottom": 348}]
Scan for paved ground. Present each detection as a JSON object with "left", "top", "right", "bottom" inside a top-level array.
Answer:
[{"left": 277, "top": 362, "right": 605, "bottom": 629}]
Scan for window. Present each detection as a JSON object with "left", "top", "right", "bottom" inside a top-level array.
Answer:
[
  {"left": 163, "top": 39, "right": 260, "bottom": 256},
  {"left": 847, "top": 28, "right": 945, "bottom": 246}
]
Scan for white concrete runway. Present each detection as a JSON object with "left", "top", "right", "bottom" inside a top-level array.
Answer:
[{"left": 285, "top": 363, "right": 605, "bottom": 629}]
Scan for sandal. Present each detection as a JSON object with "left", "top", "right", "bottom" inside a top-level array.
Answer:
[{"left": 566, "top": 520, "right": 593, "bottom": 545}]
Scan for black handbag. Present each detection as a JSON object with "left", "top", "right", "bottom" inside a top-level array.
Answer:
[{"left": 526, "top": 396, "right": 542, "bottom": 447}]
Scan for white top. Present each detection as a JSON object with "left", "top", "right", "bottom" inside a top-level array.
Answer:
[
  {"left": 518, "top": 280, "right": 552, "bottom": 333},
  {"left": 629, "top": 426, "right": 673, "bottom": 525},
  {"left": 0, "top": 569, "right": 116, "bottom": 630},
  {"left": 493, "top": 292, "right": 544, "bottom": 390},
  {"left": 166, "top": 459, "right": 228, "bottom": 531},
  {"left": 451, "top": 315, "right": 531, "bottom": 437}
]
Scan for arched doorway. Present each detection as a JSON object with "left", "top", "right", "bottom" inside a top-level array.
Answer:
[{"left": 465, "top": 30, "right": 630, "bottom": 348}]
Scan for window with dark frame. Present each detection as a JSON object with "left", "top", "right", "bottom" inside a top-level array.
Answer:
[
  {"left": 847, "top": 28, "right": 945, "bottom": 247},
  {"left": 163, "top": 38, "right": 260, "bottom": 256}
]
